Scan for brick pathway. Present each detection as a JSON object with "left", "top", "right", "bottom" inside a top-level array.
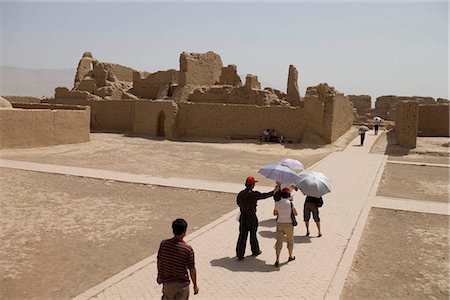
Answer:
[{"left": 2, "top": 132, "right": 448, "bottom": 300}]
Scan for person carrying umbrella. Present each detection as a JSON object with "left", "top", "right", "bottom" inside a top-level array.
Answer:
[
  {"left": 236, "top": 176, "right": 279, "bottom": 261},
  {"left": 358, "top": 124, "right": 370, "bottom": 146},
  {"left": 273, "top": 187, "right": 298, "bottom": 267},
  {"left": 296, "top": 171, "right": 331, "bottom": 238}
]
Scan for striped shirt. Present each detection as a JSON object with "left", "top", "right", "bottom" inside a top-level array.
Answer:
[{"left": 157, "top": 238, "right": 195, "bottom": 284}]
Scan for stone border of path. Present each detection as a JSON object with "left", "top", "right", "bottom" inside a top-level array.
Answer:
[{"left": 72, "top": 152, "right": 338, "bottom": 300}]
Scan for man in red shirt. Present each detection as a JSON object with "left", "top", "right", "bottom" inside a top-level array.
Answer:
[{"left": 157, "top": 218, "right": 199, "bottom": 299}]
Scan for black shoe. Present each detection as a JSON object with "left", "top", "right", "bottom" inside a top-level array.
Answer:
[
  {"left": 252, "top": 250, "right": 262, "bottom": 256},
  {"left": 318, "top": 233, "right": 322, "bottom": 237},
  {"left": 274, "top": 261, "right": 279, "bottom": 267},
  {"left": 288, "top": 256, "right": 296, "bottom": 262},
  {"left": 238, "top": 257, "right": 244, "bottom": 261},
  {"left": 306, "top": 232, "right": 310, "bottom": 237}
]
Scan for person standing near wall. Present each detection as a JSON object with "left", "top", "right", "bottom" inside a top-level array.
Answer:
[
  {"left": 157, "top": 218, "right": 199, "bottom": 299},
  {"left": 236, "top": 176, "right": 279, "bottom": 260}
]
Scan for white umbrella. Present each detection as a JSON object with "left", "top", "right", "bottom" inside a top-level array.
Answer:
[
  {"left": 258, "top": 163, "right": 301, "bottom": 185},
  {"left": 296, "top": 171, "right": 331, "bottom": 198},
  {"left": 359, "top": 125, "right": 369, "bottom": 132},
  {"left": 279, "top": 158, "right": 305, "bottom": 171}
]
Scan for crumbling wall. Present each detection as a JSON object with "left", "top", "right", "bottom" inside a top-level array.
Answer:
[
  {"left": 375, "top": 95, "right": 435, "bottom": 120},
  {"left": 2, "top": 96, "right": 44, "bottom": 104},
  {"left": 348, "top": 95, "right": 371, "bottom": 116},
  {"left": 327, "top": 95, "right": 354, "bottom": 142},
  {"left": 286, "top": 64, "right": 301, "bottom": 106},
  {"left": 418, "top": 104, "right": 449, "bottom": 137},
  {"left": 0, "top": 104, "right": 90, "bottom": 149},
  {"left": 74, "top": 52, "right": 98, "bottom": 86},
  {"left": 219, "top": 65, "right": 241, "bottom": 86},
  {"left": 395, "top": 101, "right": 419, "bottom": 147},
  {"left": 176, "top": 103, "right": 306, "bottom": 140},
  {"left": 178, "top": 51, "right": 223, "bottom": 86},
  {"left": 130, "top": 70, "right": 178, "bottom": 99},
  {"left": 133, "top": 100, "right": 178, "bottom": 139}
]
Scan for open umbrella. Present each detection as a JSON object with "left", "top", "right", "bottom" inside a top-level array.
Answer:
[
  {"left": 279, "top": 158, "right": 305, "bottom": 171},
  {"left": 258, "top": 163, "right": 301, "bottom": 185},
  {"left": 359, "top": 125, "right": 369, "bottom": 132},
  {"left": 296, "top": 171, "right": 331, "bottom": 198}
]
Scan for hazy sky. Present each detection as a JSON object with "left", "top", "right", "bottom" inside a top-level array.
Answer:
[{"left": 0, "top": 1, "right": 448, "bottom": 100}]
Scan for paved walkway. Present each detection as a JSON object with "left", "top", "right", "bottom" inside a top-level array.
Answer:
[{"left": 1, "top": 133, "right": 448, "bottom": 300}]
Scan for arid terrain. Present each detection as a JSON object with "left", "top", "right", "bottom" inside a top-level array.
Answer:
[{"left": 0, "top": 129, "right": 448, "bottom": 299}]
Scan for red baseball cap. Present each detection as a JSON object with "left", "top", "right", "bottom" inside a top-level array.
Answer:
[
  {"left": 245, "top": 176, "right": 258, "bottom": 185},
  {"left": 282, "top": 187, "right": 291, "bottom": 193}
]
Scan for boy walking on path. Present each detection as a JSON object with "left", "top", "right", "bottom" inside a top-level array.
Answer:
[
  {"left": 157, "top": 218, "right": 199, "bottom": 299},
  {"left": 236, "top": 176, "right": 278, "bottom": 260},
  {"left": 373, "top": 116, "right": 382, "bottom": 135}
]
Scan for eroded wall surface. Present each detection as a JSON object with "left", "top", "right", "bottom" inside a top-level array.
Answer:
[
  {"left": 0, "top": 104, "right": 90, "bottom": 149},
  {"left": 176, "top": 102, "right": 306, "bottom": 139},
  {"left": 348, "top": 95, "right": 371, "bottom": 115},
  {"left": 375, "top": 95, "right": 435, "bottom": 120},
  {"left": 179, "top": 51, "right": 223, "bottom": 86},
  {"left": 133, "top": 100, "right": 178, "bottom": 139},
  {"left": 418, "top": 104, "right": 449, "bottom": 137},
  {"left": 395, "top": 101, "right": 419, "bottom": 148}
]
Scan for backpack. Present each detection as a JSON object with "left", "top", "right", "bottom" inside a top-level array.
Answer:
[{"left": 316, "top": 197, "right": 324, "bottom": 207}]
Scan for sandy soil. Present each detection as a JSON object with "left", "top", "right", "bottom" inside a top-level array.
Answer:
[
  {"left": 341, "top": 208, "right": 449, "bottom": 300},
  {"left": 0, "top": 169, "right": 237, "bottom": 300},
  {"left": 0, "top": 132, "right": 358, "bottom": 300}
]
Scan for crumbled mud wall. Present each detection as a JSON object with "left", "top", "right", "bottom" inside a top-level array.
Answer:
[
  {"left": 418, "top": 104, "right": 449, "bottom": 137},
  {"left": 175, "top": 102, "right": 306, "bottom": 139},
  {"left": 395, "top": 101, "right": 419, "bottom": 147},
  {"left": 133, "top": 100, "right": 178, "bottom": 139},
  {"left": 0, "top": 104, "right": 90, "bottom": 149}
]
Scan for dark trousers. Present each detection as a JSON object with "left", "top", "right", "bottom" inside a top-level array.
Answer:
[
  {"left": 374, "top": 125, "right": 379, "bottom": 135},
  {"left": 360, "top": 133, "right": 365, "bottom": 145},
  {"left": 236, "top": 213, "right": 259, "bottom": 258}
]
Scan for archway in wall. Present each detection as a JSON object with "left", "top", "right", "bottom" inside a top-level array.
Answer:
[{"left": 157, "top": 111, "right": 165, "bottom": 137}]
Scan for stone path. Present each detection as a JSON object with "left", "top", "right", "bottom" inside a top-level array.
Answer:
[{"left": 1, "top": 132, "right": 448, "bottom": 300}]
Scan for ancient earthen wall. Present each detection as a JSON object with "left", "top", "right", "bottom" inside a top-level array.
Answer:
[
  {"left": 286, "top": 65, "right": 301, "bottom": 106},
  {"left": 188, "top": 86, "right": 277, "bottom": 106},
  {"left": 327, "top": 95, "right": 354, "bottom": 143},
  {"left": 178, "top": 52, "right": 223, "bottom": 86},
  {"left": 51, "top": 98, "right": 135, "bottom": 131},
  {"left": 108, "top": 63, "right": 136, "bottom": 82},
  {"left": 2, "top": 96, "right": 44, "bottom": 104},
  {"left": 176, "top": 103, "right": 306, "bottom": 139},
  {"left": 347, "top": 95, "right": 371, "bottom": 115},
  {"left": 418, "top": 104, "right": 449, "bottom": 137},
  {"left": 0, "top": 105, "right": 90, "bottom": 149},
  {"left": 395, "top": 101, "right": 419, "bottom": 147},
  {"left": 219, "top": 65, "right": 241, "bottom": 86},
  {"left": 131, "top": 70, "right": 178, "bottom": 99},
  {"left": 375, "top": 95, "right": 435, "bottom": 120},
  {"left": 133, "top": 100, "right": 178, "bottom": 139}
]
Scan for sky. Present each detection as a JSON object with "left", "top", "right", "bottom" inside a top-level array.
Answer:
[{"left": 0, "top": 1, "right": 448, "bottom": 101}]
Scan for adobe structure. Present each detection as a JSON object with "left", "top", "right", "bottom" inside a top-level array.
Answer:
[
  {"left": 0, "top": 96, "right": 90, "bottom": 149},
  {"left": 49, "top": 51, "right": 354, "bottom": 144}
]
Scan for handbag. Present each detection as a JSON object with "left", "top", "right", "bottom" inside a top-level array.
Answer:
[
  {"left": 290, "top": 201, "right": 298, "bottom": 226},
  {"left": 316, "top": 197, "right": 324, "bottom": 207}
]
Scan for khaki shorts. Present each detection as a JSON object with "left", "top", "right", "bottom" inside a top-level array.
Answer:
[{"left": 275, "top": 222, "right": 294, "bottom": 250}]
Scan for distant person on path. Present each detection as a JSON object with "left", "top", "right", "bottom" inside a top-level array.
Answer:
[
  {"left": 373, "top": 116, "right": 382, "bottom": 135},
  {"left": 157, "top": 218, "right": 199, "bottom": 299},
  {"left": 304, "top": 195, "right": 322, "bottom": 237},
  {"left": 236, "top": 176, "right": 279, "bottom": 260},
  {"left": 358, "top": 124, "right": 369, "bottom": 146},
  {"left": 273, "top": 187, "right": 298, "bottom": 267}
]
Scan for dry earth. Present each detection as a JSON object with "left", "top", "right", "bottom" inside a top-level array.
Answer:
[
  {"left": 1, "top": 129, "right": 448, "bottom": 299},
  {"left": 0, "top": 131, "right": 358, "bottom": 299},
  {"left": 341, "top": 208, "right": 449, "bottom": 300}
]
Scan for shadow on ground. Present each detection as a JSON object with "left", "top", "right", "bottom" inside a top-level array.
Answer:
[
  {"left": 259, "top": 230, "right": 312, "bottom": 244},
  {"left": 210, "top": 256, "right": 279, "bottom": 272}
]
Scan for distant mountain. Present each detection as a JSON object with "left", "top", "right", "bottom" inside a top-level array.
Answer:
[{"left": 0, "top": 66, "right": 75, "bottom": 97}]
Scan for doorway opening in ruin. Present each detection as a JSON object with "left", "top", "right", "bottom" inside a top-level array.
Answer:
[{"left": 157, "top": 111, "right": 165, "bottom": 137}]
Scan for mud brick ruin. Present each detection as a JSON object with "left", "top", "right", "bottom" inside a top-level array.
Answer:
[{"left": 1, "top": 50, "right": 448, "bottom": 149}]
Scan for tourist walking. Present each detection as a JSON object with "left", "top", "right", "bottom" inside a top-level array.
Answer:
[
  {"left": 358, "top": 124, "right": 369, "bottom": 146},
  {"left": 236, "top": 176, "right": 278, "bottom": 260},
  {"left": 304, "top": 195, "right": 323, "bottom": 237},
  {"left": 157, "top": 218, "right": 199, "bottom": 299},
  {"left": 373, "top": 116, "right": 382, "bottom": 135},
  {"left": 273, "top": 187, "right": 297, "bottom": 267}
]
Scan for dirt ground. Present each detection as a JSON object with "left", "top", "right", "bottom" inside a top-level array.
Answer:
[
  {"left": 0, "top": 132, "right": 357, "bottom": 300},
  {"left": 1, "top": 129, "right": 448, "bottom": 299},
  {"left": 341, "top": 208, "right": 449, "bottom": 300}
]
